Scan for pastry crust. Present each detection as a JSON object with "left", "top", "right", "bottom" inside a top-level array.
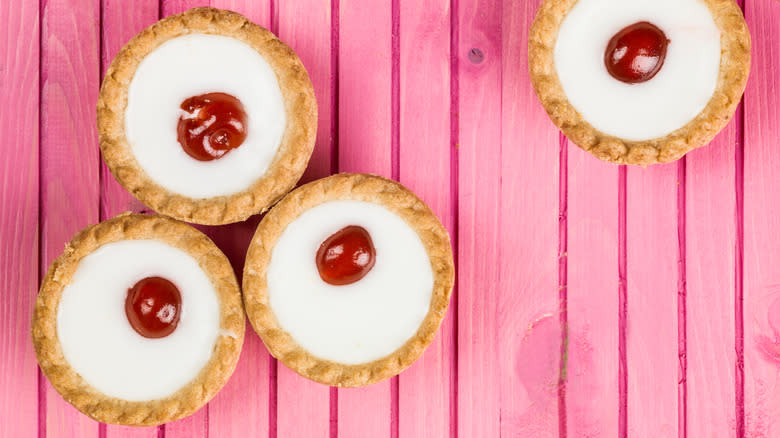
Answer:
[
  {"left": 243, "top": 173, "right": 455, "bottom": 387},
  {"left": 98, "top": 7, "right": 317, "bottom": 224},
  {"left": 529, "top": 0, "right": 751, "bottom": 165},
  {"left": 32, "top": 213, "right": 245, "bottom": 426}
]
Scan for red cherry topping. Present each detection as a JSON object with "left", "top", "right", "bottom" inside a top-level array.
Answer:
[
  {"left": 605, "top": 22, "right": 670, "bottom": 84},
  {"left": 177, "top": 92, "right": 248, "bottom": 161},
  {"left": 125, "top": 276, "right": 182, "bottom": 339},
  {"left": 316, "top": 226, "right": 376, "bottom": 286}
]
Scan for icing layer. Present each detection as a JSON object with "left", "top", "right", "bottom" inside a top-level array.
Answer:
[
  {"left": 554, "top": 0, "right": 721, "bottom": 141},
  {"left": 267, "top": 201, "right": 434, "bottom": 365},
  {"left": 125, "top": 34, "right": 286, "bottom": 198},
  {"left": 57, "top": 240, "right": 220, "bottom": 401}
]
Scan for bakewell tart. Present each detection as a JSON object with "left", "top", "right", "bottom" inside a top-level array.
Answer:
[
  {"left": 98, "top": 7, "right": 317, "bottom": 224},
  {"left": 243, "top": 174, "right": 455, "bottom": 387},
  {"left": 32, "top": 214, "right": 245, "bottom": 426},
  {"left": 529, "top": 0, "right": 751, "bottom": 165}
]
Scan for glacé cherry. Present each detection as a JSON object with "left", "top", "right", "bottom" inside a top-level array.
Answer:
[
  {"left": 125, "top": 276, "right": 182, "bottom": 338},
  {"left": 316, "top": 226, "right": 376, "bottom": 286},
  {"left": 605, "top": 22, "right": 669, "bottom": 84},
  {"left": 177, "top": 92, "right": 248, "bottom": 161}
]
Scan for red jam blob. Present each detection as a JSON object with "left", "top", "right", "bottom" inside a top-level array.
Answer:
[
  {"left": 316, "top": 226, "right": 376, "bottom": 286},
  {"left": 125, "top": 276, "right": 182, "bottom": 339},
  {"left": 177, "top": 92, "right": 248, "bottom": 161},
  {"left": 604, "top": 22, "right": 670, "bottom": 84}
]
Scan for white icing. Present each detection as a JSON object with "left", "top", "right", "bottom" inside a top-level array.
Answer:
[
  {"left": 57, "top": 240, "right": 220, "bottom": 401},
  {"left": 125, "top": 34, "right": 286, "bottom": 198},
  {"left": 267, "top": 201, "right": 434, "bottom": 365},
  {"left": 554, "top": 0, "right": 721, "bottom": 141}
]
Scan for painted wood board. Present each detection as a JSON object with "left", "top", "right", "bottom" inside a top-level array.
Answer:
[
  {"left": 498, "top": 0, "right": 563, "bottom": 436},
  {"left": 625, "top": 164, "right": 680, "bottom": 436},
  {"left": 455, "top": 0, "right": 502, "bottom": 436},
  {"left": 685, "top": 119, "right": 738, "bottom": 435},
  {"left": 565, "top": 145, "right": 620, "bottom": 437},
  {"left": 0, "top": 1, "right": 40, "bottom": 437},
  {"left": 40, "top": 0, "right": 102, "bottom": 436},
  {"left": 398, "top": 0, "right": 454, "bottom": 436},
  {"left": 743, "top": 0, "right": 780, "bottom": 436}
]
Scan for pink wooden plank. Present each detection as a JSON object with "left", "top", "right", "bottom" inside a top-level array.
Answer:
[
  {"left": 99, "top": 0, "right": 155, "bottom": 220},
  {"left": 0, "top": 1, "right": 40, "bottom": 436},
  {"left": 207, "top": 305, "right": 272, "bottom": 438},
  {"left": 40, "top": 0, "right": 101, "bottom": 436},
  {"left": 337, "top": 0, "right": 393, "bottom": 436},
  {"left": 199, "top": 2, "right": 274, "bottom": 438},
  {"left": 625, "top": 165, "right": 679, "bottom": 436},
  {"left": 398, "top": 0, "right": 454, "bottom": 436},
  {"left": 275, "top": 0, "right": 335, "bottom": 435},
  {"left": 565, "top": 147, "right": 620, "bottom": 437},
  {"left": 210, "top": 0, "right": 270, "bottom": 25},
  {"left": 163, "top": 0, "right": 210, "bottom": 15},
  {"left": 685, "top": 119, "right": 737, "bottom": 433},
  {"left": 455, "top": 0, "right": 501, "bottom": 436},
  {"left": 497, "top": 1, "right": 563, "bottom": 436},
  {"left": 743, "top": 1, "right": 780, "bottom": 435},
  {"left": 280, "top": 0, "right": 334, "bottom": 186},
  {"left": 101, "top": 1, "right": 160, "bottom": 436}
]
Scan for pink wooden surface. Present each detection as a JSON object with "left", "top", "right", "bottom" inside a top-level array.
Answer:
[
  {"left": 398, "top": 0, "right": 454, "bottom": 436},
  {"left": 2, "top": 0, "right": 779, "bottom": 436},
  {"left": 40, "top": 0, "right": 101, "bottom": 436},
  {"left": 625, "top": 165, "right": 680, "bottom": 436},
  {"left": 0, "top": 1, "right": 39, "bottom": 437},
  {"left": 744, "top": 1, "right": 780, "bottom": 436}
]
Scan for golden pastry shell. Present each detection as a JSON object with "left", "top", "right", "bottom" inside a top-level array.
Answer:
[
  {"left": 529, "top": 0, "right": 751, "bottom": 165},
  {"left": 32, "top": 213, "right": 245, "bottom": 426},
  {"left": 242, "top": 173, "right": 455, "bottom": 387},
  {"left": 98, "top": 7, "right": 317, "bottom": 224}
]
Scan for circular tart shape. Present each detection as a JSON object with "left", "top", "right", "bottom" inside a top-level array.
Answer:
[
  {"left": 243, "top": 174, "right": 455, "bottom": 387},
  {"left": 529, "top": 0, "right": 751, "bottom": 165},
  {"left": 98, "top": 7, "right": 317, "bottom": 224},
  {"left": 32, "top": 214, "right": 245, "bottom": 426}
]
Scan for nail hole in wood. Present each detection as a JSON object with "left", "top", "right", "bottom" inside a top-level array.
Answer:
[{"left": 468, "top": 48, "right": 484, "bottom": 64}]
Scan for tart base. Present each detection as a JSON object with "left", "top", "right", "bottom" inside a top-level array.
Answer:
[
  {"left": 243, "top": 173, "right": 455, "bottom": 387},
  {"left": 529, "top": 0, "right": 751, "bottom": 165},
  {"left": 98, "top": 7, "right": 317, "bottom": 224},
  {"left": 32, "top": 213, "right": 245, "bottom": 426}
]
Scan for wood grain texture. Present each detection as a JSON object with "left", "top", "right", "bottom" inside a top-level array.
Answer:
[
  {"left": 685, "top": 123, "right": 737, "bottom": 434},
  {"left": 211, "top": 0, "right": 271, "bottom": 29},
  {"left": 163, "top": 0, "right": 210, "bottom": 15},
  {"left": 275, "top": 0, "right": 334, "bottom": 435},
  {"left": 455, "top": 0, "right": 502, "bottom": 436},
  {"left": 565, "top": 147, "right": 620, "bottom": 437},
  {"left": 96, "top": 0, "right": 157, "bottom": 221},
  {"left": 398, "top": 0, "right": 454, "bottom": 436},
  {"left": 281, "top": 0, "right": 333, "bottom": 186},
  {"left": 101, "top": 1, "right": 160, "bottom": 436},
  {"left": 743, "top": 0, "right": 780, "bottom": 436},
  {"left": 0, "top": 1, "right": 39, "bottom": 437},
  {"left": 99, "top": 0, "right": 156, "bottom": 219},
  {"left": 208, "top": 330, "right": 271, "bottom": 438},
  {"left": 40, "top": 0, "right": 101, "bottom": 436},
  {"left": 625, "top": 164, "right": 679, "bottom": 436},
  {"left": 500, "top": 1, "right": 563, "bottom": 436},
  {"left": 337, "top": 0, "right": 394, "bottom": 436}
]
